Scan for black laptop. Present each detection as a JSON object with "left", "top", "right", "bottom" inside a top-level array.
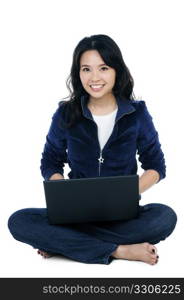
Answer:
[{"left": 43, "top": 175, "right": 139, "bottom": 224}]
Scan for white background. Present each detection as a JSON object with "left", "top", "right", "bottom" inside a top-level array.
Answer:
[{"left": 0, "top": 0, "right": 183, "bottom": 277}]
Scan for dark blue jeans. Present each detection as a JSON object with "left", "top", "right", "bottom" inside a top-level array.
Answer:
[{"left": 8, "top": 203, "right": 177, "bottom": 264}]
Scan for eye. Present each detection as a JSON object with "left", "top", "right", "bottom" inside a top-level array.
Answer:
[
  {"left": 101, "top": 66, "right": 109, "bottom": 71},
  {"left": 81, "top": 67, "right": 90, "bottom": 72}
]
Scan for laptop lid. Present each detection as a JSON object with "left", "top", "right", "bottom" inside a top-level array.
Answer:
[{"left": 43, "top": 175, "right": 139, "bottom": 224}]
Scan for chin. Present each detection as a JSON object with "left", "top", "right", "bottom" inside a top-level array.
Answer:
[{"left": 87, "top": 90, "right": 110, "bottom": 99}]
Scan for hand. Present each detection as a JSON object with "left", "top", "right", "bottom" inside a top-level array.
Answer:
[
  {"left": 139, "top": 170, "right": 159, "bottom": 194},
  {"left": 49, "top": 173, "right": 64, "bottom": 180}
]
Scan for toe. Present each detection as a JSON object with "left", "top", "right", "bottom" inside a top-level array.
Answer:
[
  {"left": 150, "top": 253, "right": 157, "bottom": 259},
  {"left": 150, "top": 258, "right": 157, "bottom": 265},
  {"left": 148, "top": 244, "right": 157, "bottom": 254}
]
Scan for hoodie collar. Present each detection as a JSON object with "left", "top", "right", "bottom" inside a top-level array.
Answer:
[{"left": 80, "top": 95, "right": 135, "bottom": 122}]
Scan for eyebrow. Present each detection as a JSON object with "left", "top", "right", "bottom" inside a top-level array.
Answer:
[{"left": 80, "top": 64, "right": 107, "bottom": 67}]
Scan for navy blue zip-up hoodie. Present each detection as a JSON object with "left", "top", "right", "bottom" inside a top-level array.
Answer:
[{"left": 40, "top": 96, "right": 166, "bottom": 183}]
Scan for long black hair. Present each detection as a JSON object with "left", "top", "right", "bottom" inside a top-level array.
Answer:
[{"left": 60, "top": 34, "right": 135, "bottom": 128}]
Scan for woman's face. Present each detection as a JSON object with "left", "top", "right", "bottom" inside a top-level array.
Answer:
[{"left": 79, "top": 50, "right": 116, "bottom": 100}]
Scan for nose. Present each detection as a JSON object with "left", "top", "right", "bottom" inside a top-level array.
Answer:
[{"left": 90, "top": 70, "right": 100, "bottom": 82}]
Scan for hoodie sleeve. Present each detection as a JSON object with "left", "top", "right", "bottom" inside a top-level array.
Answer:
[
  {"left": 40, "top": 104, "right": 67, "bottom": 180},
  {"left": 137, "top": 101, "right": 166, "bottom": 182}
]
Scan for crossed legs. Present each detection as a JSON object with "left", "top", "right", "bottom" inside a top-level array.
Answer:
[{"left": 8, "top": 203, "right": 177, "bottom": 265}]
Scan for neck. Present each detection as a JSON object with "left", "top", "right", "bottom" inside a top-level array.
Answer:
[
  {"left": 87, "top": 94, "right": 117, "bottom": 115},
  {"left": 88, "top": 94, "right": 116, "bottom": 108}
]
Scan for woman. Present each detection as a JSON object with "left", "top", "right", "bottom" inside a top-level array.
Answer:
[{"left": 8, "top": 34, "right": 177, "bottom": 265}]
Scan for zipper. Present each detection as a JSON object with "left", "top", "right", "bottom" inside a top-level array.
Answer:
[
  {"left": 97, "top": 110, "right": 135, "bottom": 176},
  {"left": 84, "top": 109, "right": 135, "bottom": 177},
  {"left": 98, "top": 150, "right": 104, "bottom": 176},
  {"left": 88, "top": 120, "right": 104, "bottom": 176}
]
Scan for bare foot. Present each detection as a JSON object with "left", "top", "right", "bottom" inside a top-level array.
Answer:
[
  {"left": 112, "top": 242, "right": 159, "bottom": 265},
  {"left": 37, "top": 250, "right": 53, "bottom": 258}
]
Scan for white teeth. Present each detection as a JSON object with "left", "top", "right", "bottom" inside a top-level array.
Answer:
[{"left": 90, "top": 85, "right": 104, "bottom": 88}]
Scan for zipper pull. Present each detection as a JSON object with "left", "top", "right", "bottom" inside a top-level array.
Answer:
[{"left": 98, "top": 154, "right": 104, "bottom": 164}]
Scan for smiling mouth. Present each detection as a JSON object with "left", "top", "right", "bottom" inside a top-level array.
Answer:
[{"left": 89, "top": 84, "right": 105, "bottom": 92}]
